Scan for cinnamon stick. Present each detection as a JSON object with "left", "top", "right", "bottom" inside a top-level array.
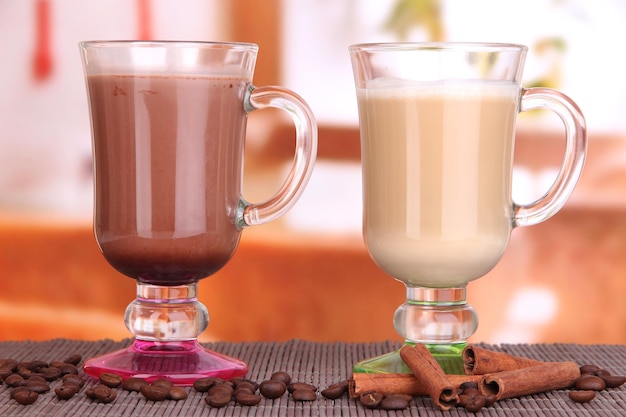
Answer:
[
  {"left": 479, "top": 361, "right": 580, "bottom": 400},
  {"left": 399, "top": 344, "right": 458, "bottom": 410},
  {"left": 463, "top": 345, "right": 543, "bottom": 375},
  {"left": 349, "top": 372, "right": 482, "bottom": 398}
]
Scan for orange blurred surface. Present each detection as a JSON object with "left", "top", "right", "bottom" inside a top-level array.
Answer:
[{"left": 1, "top": 130, "right": 626, "bottom": 345}]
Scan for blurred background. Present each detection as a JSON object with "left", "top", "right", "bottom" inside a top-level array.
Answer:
[{"left": 1, "top": 0, "right": 625, "bottom": 346}]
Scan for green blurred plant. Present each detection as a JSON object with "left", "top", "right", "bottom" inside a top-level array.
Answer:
[{"left": 384, "top": 0, "right": 445, "bottom": 41}]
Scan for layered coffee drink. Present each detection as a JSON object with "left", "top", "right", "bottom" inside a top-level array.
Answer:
[
  {"left": 87, "top": 74, "right": 248, "bottom": 285},
  {"left": 357, "top": 80, "right": 519, "bottom": 287}
]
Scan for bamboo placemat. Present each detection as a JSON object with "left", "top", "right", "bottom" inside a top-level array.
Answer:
[{"left": 0, "top": 339, "right": 625, "bottom": 416}]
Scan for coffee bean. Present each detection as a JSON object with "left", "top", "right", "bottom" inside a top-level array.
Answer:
[
  {"left": 99, "top": 372, "right": 123, "bottom": 388},
  {"left": 13, "top": 388, "right": 38, "bottom": 405},
  {"left": 321, "top": 380, "right": 348, "bottom": 399},
  {"left": 461, "top": 387, "right": 480, "bottom": 397},
  {"left": 92, "top": 384, "right": 117, "bottom": 403},
  {"left": 24, "top": 360, "right": 48, "bottom": 371},
  {"left": 580, "top": 364, "right": 599, "bottom": 375},
  {"left": 5, "top": 374, "right": 25, "bottom": 387},
  {"left": 235, "top": 391, "right": 263, "bottom": 406},
  {"left": 193, "top": 377, "right": 222, "bottom": 392},
  {"left": 600, "top": 374, "right": 626, "bottom": 389},
  {"left": 259, "top": 380, "right": 287, "bottom": 399},
  {"left": 85, "top": 386, "right": 97, "bottom": 400},
  {"left": 569, "top": 389, "right": 596, "bottom": 403},
  {"left": 464, "top": 395, "right": 486, "bottom": 413},
  {"left": 62, "top": 374, "right": 85, "bottom": 388},
  {"left": 359, "top": 391, "right": 384, "bottom": 409},
  {"left": 288, "top": 382, "right": 317, "bottom": 393},
  {"left": 291, "top": 389, "right": 317, "bottom": 401},
  {"left": 0, "top": 366, "right": 15, "bottom": 379},
  {"left": 380, "top": 394, "right": 410, "bottom": 410},
  {"left": 25, "top": 381, "right": 50, "bottom": 394},
  {"left": 40, "top": 366, "right": 62, "bottom": 381},
  {"left": 460, "top": 381, "right": 479, "bottom": 391},
  {"left": 236, "top": 380, "right": 257, "bottom": 393},
  {"left": 208, "top": 383, "right": 234, "bottom": 397},
  {"left": 270, "top": 371, "right": 292, "bottom": 385},
  {"left": 168, "top": 386, "right": 188, "bottom": 401},
  {"left": 57, "top": 363, "right": 79, "bottom": 376},
  {"left": 140, "top": 384, "right": 170, "bottom": 401},
  {"left": 205, "top": 389, "right": 232, "bottom": 408},
  {"left": 151, "top": 378, "right": 174, "bottom": 389},
  {"left": 483, "top": 394, "right": 498, "bottom": 407},
  {"left": 63, "top": 354, "right": 83, "bottom": 366},
  {"left": 10, "top": 386, "right": 31, "bottom": 400},
  {"left": 55, "top": 384, "right": 80, "bottom": 400},
  {"left": 122, "top": 377, "right": 148, "bottom": 392},
  {"left": 575, "top": 375, "right": 606, "bottom": 391}
]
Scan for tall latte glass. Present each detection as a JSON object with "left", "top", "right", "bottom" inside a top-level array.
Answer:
[
  {"left": 80, "top": 41, "right": 317, "bottom": 384},
  {"left": 349, "top": 43, "right": 586, "bottom": 373}
]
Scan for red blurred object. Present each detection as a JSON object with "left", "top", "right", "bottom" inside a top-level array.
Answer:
[
  {"left": 32, "top": 0, "right": 53, "bottom": 82},
  {"left": 137, "top": 0, "right": 153, "bottom": 40}
]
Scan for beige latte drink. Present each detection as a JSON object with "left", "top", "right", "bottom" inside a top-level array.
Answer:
[{"left": 358, "top": 80, "right": 519, "bottom": 288}]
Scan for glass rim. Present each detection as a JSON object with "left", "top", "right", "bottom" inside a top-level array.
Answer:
[
  {"left": 349, "top": 42, "right": 527, "bottom": 54},
  {"left": 79, "top": 40, "right": 259, "bottom": 52}
]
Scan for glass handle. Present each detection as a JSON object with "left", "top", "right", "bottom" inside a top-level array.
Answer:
[
  {"left": 513, "top": 88, "right": 587, "bottom": 227},
  {"left": 239, "top": 85, "right": 318, "bottom": 228}
]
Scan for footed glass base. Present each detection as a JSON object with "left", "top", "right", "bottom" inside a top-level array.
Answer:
[
  {"left": 84, "top": 339, "right": 248, "bottom": 385},
  {"left": 353, "top": 342, "right": 466, "bottom": 375}
]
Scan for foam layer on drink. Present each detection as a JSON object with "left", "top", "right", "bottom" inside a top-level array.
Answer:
[{"left": 357, "top": 79, "right": 519, "bottom": 287}]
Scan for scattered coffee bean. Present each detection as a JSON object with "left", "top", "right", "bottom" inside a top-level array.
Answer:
[
  {"left": 13, "top": 388, "right": 38, "bottom": 405},
  {"left": 292, "top": 389, "right": 317, "bottom": 401},
  {"left": 236, "top": 380, "right": 257, "bottom": 393},
  {"left": 575, "top": 375, "right": 606, "bottom": 391},
  {"left": 5, "top": 374, "right": 25, "bottom": 387},
  {"left": 359, "top": 391, "right": 384, "bottom": 409},
  {"left": 62, "top": 374, "right": 85, "bottom": 388},
  {"left": 270, "top": 371, "right": 292, "bottom": 385},
  {"left": 580, "top": 364, "right": 600, "bottom": 375},
  {"left": 99, "top": 372, "right": 123, "bottom": 388},
  {"left": 122, "top": 377, "right": 148, "bottom": 392},
  {"left": 151, "top": 378, "right": 174, "bottom": 389},
  {"left": 25, "top": 360, "right": 48, "bottom": 371},
  {"left": 57, "top": 363, "right": 79, "bottom": 376},
  {"left": 167, "top": 386, "right": 188, "bottom": 401},
  {"left": 193, "top": 376, "right": 222, "bottom": 392},
  {"left": 55, "top": 384, "right": 79, "bottom": 400},
  {"left": 288, "top": 382, "right": 317, "bottom": 393},
  {"left": 569, "top": 389, "right": 596, "bottom": 403},
  {"left": 380, "top": 394, "right": 410, "bottom": 410},
  {"left": 259, "top": 379, "right": 287, "bottom": 399},
  {"left": 208, "top": 383, "right": 234, "bottom": 397},
  {"left": 235, "top": 391, "right": 263, "bottom": 406},
  {"left": 600, "top": 374, "right": 626, "bottom": 389},
  {"left": 91, "top": 384, "right": 117, "bottom": 404},
  {"left": 140, "top": 384, "right": 170, "bottom": 401},
  {"left": 463, "top": 395, "right": 486, "bottom": 413},
  {"left": 483, "top": 394, "right": 498, "bottom": 407},
  {"left": 63, "top": 354, "right": 83, "bottom": 366},
  {"left": 205, "top": 388, "right": 232, "bottom": 408},
  {"left": 10, "top": 386, "right": 32, "bottom": 400},
  {"left": 25, "top": 379, "right": 50, "bottom": 394},
  {"left": 460, "top": 381, "right": 479, "bottom": 391},
  {"left": 321, "top": 380, "right": 348, "bottom": 399}
]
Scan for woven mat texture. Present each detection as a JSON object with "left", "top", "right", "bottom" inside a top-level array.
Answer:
[{"left": 0, "top": 339, "right": 625, "bottom": 416}]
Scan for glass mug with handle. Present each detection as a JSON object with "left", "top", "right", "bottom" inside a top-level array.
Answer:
[
  {"left": 80, "top": 41, "right": 317, "bottom": 384},
  {"left": 349, "top": 42, "right": 586, "bottom": 373}
]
